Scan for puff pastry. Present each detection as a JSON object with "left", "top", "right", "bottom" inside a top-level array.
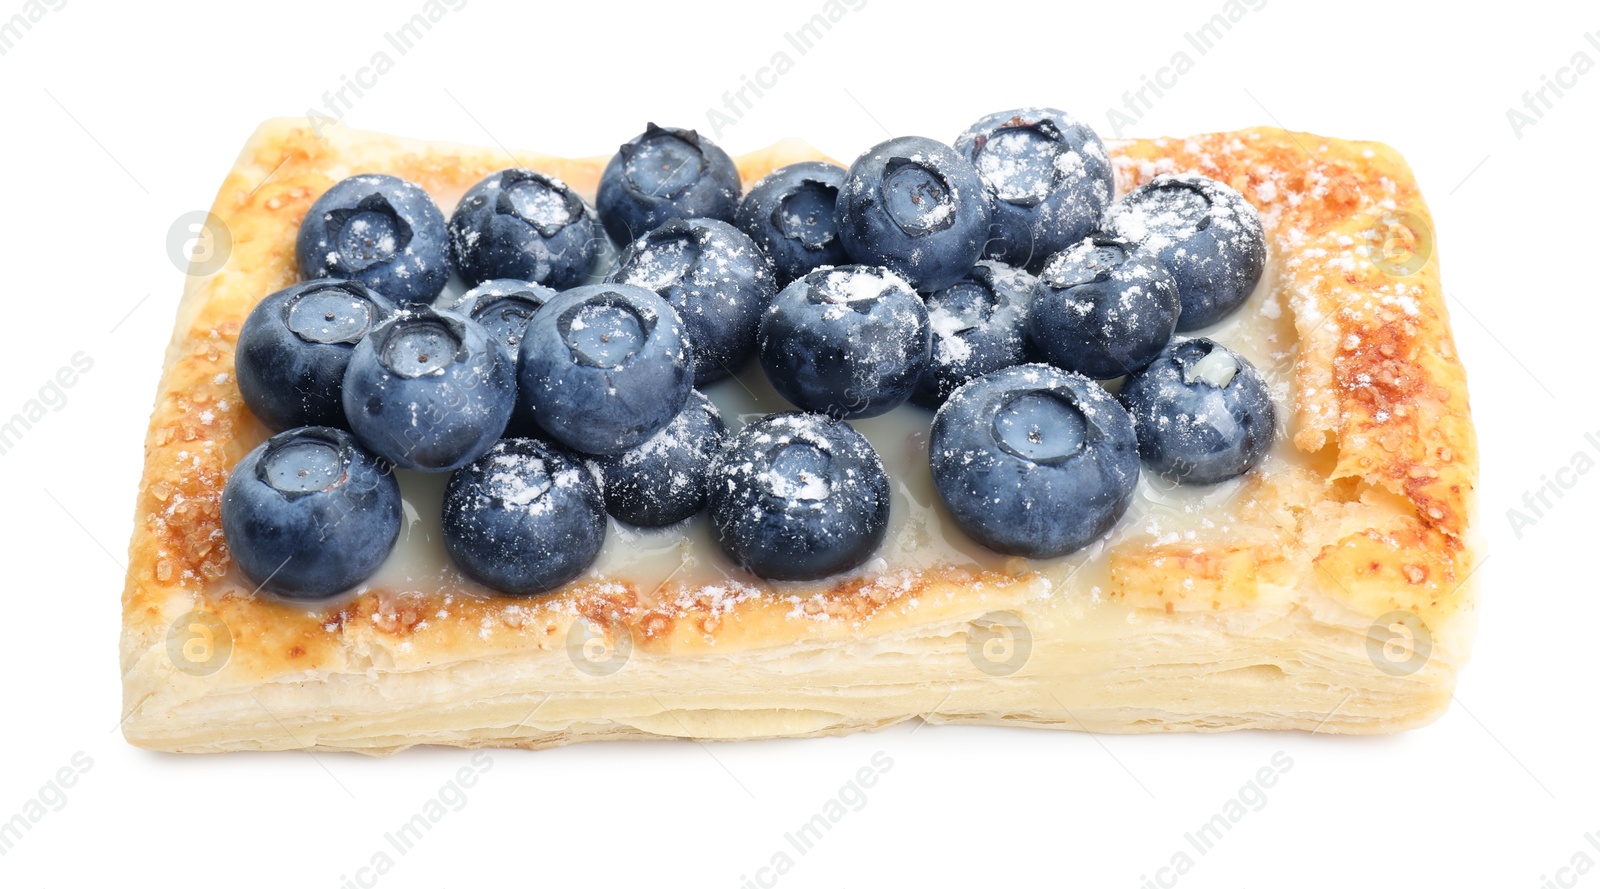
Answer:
[{"left": 120, "top": 120, "right": 1479, "bottom": 753}]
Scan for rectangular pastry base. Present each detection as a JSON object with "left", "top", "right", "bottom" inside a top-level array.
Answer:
[{"left": 120, "top": 120, "right": 1478, "bottom": 753}]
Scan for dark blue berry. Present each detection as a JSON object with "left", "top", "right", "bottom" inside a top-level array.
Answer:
[
  {"left": 1104, "top": 174, "right": 1266, "bottom": 331},
  {"left": 296, "top": 174, "right": 450, "bottom": 305},
  {"left": 758, "top": 265, "right": 930, "bottom": 419},
  {"left": 606, "top": 218, "right": 776, "bottom": 386},
  {"left": 448, "top": 169, "right": 602, "bottom": 290},
  {"left": 441, "top": 279, "right": 556, "bottom": 355},
  {"left": 708, "top": 412, "right": 889, "bottom": 581},
  {"left": 1117, "top": 338, "right": 1276, "bottom": 485},
  {"left": 596, "top": 124, "right": 741, "bottom": 245},
  {"left": 442, "top": 279, "right": 557, "bottom": 437},
  {"left": 834, "top": 135, "right": 992, "bottom": 292},
  {"left": 589, "top": 390, "right": 726, "bottom": 527},
  {"left": 930, "top": 364, "right": 1139, "bottom": 558},
  {"left": 734, "top": 161, "right": 849, "bottom": 286},
  {"left": 221, "top": 426, "right": 401, "bottom": 599},
  {"left": 954, "top": 108, "right": 1113, "bottom": 271},
  {"left": 912, "top": 261, "right": 1032, "bottom": 409},
  {"left": 518, "top": 283, "right": 695, "bottom": 456},
  {"left": 442, "top": 438, "right": 606, "bottom": 596},
  {"left": 235, "top": 280, "right": 397, "bottom": 431},
  {"left": 1027, "top": 234, "right": 1180, "bottom": 380},
  {"left": 342, "top": 307, "right": 516, "bottom": 472}
]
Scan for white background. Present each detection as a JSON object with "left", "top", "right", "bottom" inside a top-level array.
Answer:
[{"left": 2, "top": 0, "right": 1595, "bottom": 885}]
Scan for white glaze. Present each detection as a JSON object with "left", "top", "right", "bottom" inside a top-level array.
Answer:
[
  {"left": 366, "top": 245, "right": 1300, "bottom": 604},
  {"left": 255, "top": 163, "right": 1304, "bottom": 610}
]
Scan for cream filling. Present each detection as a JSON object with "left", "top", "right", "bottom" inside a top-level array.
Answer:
[
  {"left": 184, "top": 180, "right": 1300, "bottom": 611},
  {"left": 363, "top": 240, "right": 1302, "bottom": 607}
]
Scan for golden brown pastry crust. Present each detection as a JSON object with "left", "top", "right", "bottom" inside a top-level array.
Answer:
[{"left": 120, "top": 121, "right": 1478, "bottom": 753}]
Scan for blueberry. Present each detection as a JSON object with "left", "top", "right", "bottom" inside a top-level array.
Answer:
[
  {"left": 342, "top": 307, "right": 516, "bottom": 472},
  {"left": 221, "top": 426, "right": 401, "bottom": 599},
  {"left": 954, "top": 108, "right": 1114, "bottom": 271},
  {"left": 834, "top": 135, "right": 992, "bottom": 292},
  {"left": 448, "top": 169, "right": 602, "bottom": 290},
  {"left": 758, "top": 265, "right": 930, "bottom": 419},
  {"left": 734, "top": 161, "right": 850, "bottom": 286},
  {"left": 1027, "top": 234, "right": 1180, "bottom": 380},
  {"left": 1118, "top": 338, "right": 1276, "bottom": 485},
  {"left": 442, "top": 438, "right": 606, "bottom": 596},
  {"left": 912, "top": 261, "right": 1032, "bottom": 409},
  {"left": 296, "top": 174, "right": 450, "bottom": 305},
  {"left": 589, "top": 390, "right": 726, "bottom": 527},
  {"left": 606, "top": 218, "right": 777, "bottom": 386},
  {"left": 596, "top": 123, "right": 742, "bottom": 245},
  {"left": 708, "top": 412, "right": 890, "bottom": 581},
  {"left": 441, "top": 278, "right": 557, "bottom": 355},
  {"left": 930, "top": 364, "right": 1139, "bottom": 558},
  {"left": 235, "top": 280, "right": 397, "bottom": 431},
  {"left": 441, "top": 278, "right": 556, "bottom": 436},
  {"left": 1104, "top": 174, "right": 1266, "bottom": 331},
  {"left": 518, "top": 283, "right": 695, "bottom": 456}
]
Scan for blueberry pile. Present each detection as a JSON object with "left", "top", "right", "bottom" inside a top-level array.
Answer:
[{"left": 222, "top": 109, "right": 1277, "bottom": 600}]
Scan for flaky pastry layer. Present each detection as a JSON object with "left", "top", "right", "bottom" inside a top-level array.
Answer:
[{"left": 120, "top": 121, "right": 1478, "bottom": 753}]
